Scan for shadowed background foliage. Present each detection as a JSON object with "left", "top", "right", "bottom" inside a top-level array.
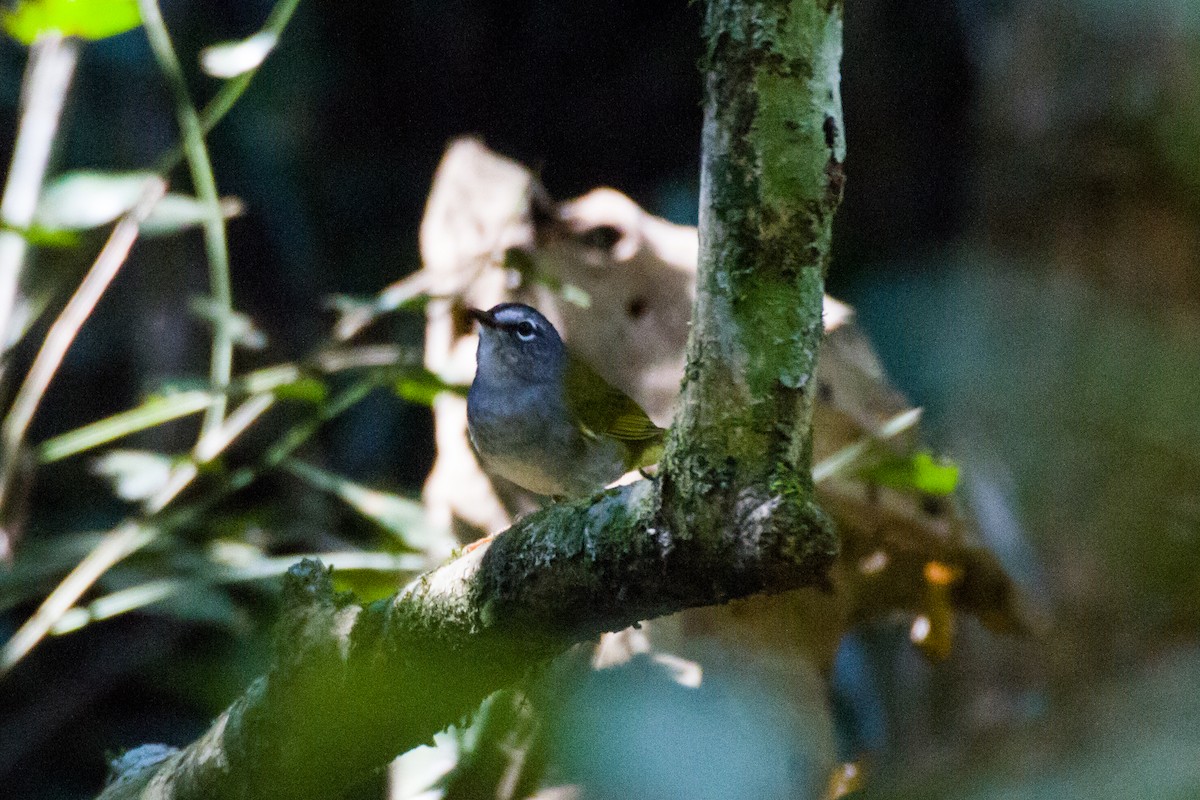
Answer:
[{"left": 1, "top": 0, "right": 1199, "bottom": 797}]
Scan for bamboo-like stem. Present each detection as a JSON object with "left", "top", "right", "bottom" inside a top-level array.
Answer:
[
  {"left": 138, "top": 0, "right": 236, "bottom": 441},
  {"left": 0, "top": 373, "right": 376, "bottom": 675},
  {"left": 0, "top": 180, "right": 166, "bottom": 553},
  {"left": 0, "top": 0, "right": 306, "bottom": 665},
  {"left": 0, "top": 33, "right": 79, "bottom": 354},
  {"left": 0, "top": 521, "right": 154, "bottom": 676},
  {"left": 0, "top": 180, "right": 167, "bottom": 472}
]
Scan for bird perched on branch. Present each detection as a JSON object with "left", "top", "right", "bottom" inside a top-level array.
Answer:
[{"left": 467, "top": 303, "right": 664, "bottom": 499}]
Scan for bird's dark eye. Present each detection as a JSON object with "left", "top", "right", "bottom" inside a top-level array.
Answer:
[{"left": 515, "top": 320, "right": 537, "bottom": 341}]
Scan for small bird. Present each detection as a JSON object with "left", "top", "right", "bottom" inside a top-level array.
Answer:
[{"left": 467, "top": 303, "right": 665, "bottom": 499}]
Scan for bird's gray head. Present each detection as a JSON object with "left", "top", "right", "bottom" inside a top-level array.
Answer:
[{"left": 468, "top": 303, "right": 566, "bottom": 385}]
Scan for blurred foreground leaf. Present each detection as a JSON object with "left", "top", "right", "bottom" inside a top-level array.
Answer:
[
  {"left": 2, "top": 0, "right": 140, "bottom": 43},
  {"left": 394, "top": 368, "right": 467, "bottom": 406},
  {"left": 35, "top": 170, "right": 241, "bottom": 237},
  {"left": 861, "top": 451, "right": 959, "bottom": 496},
  {"left": 0, "top": 530, "right": 107, "bottom": 612},
  {"left": 189, "top": 296, "right": 267, "bottom": 350},
  {"left": 200, "top": 31, "right": 278, "bottom": 78},
  {"left": 91, "top": 449, "right": 176, "bottom": 501},
  {"left": 40, "top": 389, "right": 213, "bottom": 463},
  {"left": 39, "top": 547, "right": 426, "bottom": 637},
  {"left": 0, "top": 222, "right": 80, "bottom": 248}
]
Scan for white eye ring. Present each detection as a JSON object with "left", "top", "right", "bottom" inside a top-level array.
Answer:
[{"left": 515, "top": 321, "right": 537, "bottom": 341}]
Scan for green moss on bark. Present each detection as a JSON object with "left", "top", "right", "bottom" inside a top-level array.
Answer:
[{"left": 668, "top": 0, "right": 844, "bottom": 563}]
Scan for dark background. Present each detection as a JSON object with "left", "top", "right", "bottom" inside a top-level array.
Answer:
[{"left": 2, "top": 0, "right": 1199, "bottom": 796}]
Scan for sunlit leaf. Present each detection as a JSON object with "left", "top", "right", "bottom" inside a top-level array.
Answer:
[
  {"left": 39, "top": 389, "right": 213, "bottom": 463},
  {"left": 35, "top": 170, "right": 242, "bottom": 237},
  {"left": 91, "top": 449, "right": 177, "bottom": 501},
  {"left": 200, "top": 31, "right": 278, "bottom": 78},
  {"left": 272, "top": 377, "right": 328, "bottom": 405},
  {"left": 330, "top": 570, "right": 406, "bottom": 603},
  {"left": 3, "top": 0, "right": 140, "bottom": 43},
  {"left": 0, "top": 222, "right": 80, "bottom": 248},
  {"left": 861, "top": 451, "right": 960, "bottom": 496}
]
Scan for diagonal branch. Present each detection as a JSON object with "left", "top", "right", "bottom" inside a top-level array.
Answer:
[
  {"left": 96, "top": 1, "right": 847, "bottom": 797},
  {"left": 100, "top": 473, "right": 833, "bottom": 800}
]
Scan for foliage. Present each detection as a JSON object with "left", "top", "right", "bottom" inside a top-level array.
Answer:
[
  {"left": 2, "top": 0, "right": 140, "bottom": 43},
  {"left": 860, "top": 451, "right": 959, "bottom": 496},
  {"left": 0, "top": 0, "right": 447, "bottom": 690}
]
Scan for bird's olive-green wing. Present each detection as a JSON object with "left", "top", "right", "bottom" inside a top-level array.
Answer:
[{"left": 564, "top": 353, "right": 665, "bottom": 468}]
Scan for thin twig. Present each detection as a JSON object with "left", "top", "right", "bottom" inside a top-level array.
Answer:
[
  {"left": 138, "top": 0, "right": 236, "bottom": 441},
  {"left": 0, "top": 521, "right": 155, "bottom": 676},
  {"left": 0, "top": 0, "right": 307, "bottom": 669},
  {"left": 0, "top": 179, "right": 167, "bottom": 524},
  {"left": 0, "top": 32, "right": 79, "bottom": 353}
]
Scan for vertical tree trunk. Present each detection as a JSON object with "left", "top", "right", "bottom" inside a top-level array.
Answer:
[{"left": 663, "top": 0, "right": 845, "bottom": 582}]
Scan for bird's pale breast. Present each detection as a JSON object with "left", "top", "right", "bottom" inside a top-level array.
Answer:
[{"left": 467, "top": 379, "right": 625, "bottom": 498}]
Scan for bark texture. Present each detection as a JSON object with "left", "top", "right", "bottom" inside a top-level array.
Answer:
[
  {"left": 661, "top": 0, "right": 845, "bottom": 579},
  {"left": 98, "top": 1, "right": 846, "bottom": 797}
]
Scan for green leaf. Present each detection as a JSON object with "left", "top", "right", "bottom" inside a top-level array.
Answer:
[
  {"left": 0, "top": 222, "right": 80, "bottom": 248},
  {"left": 861, "top": 451, "right": 960, "bottom": 496},
  {"left": 3, "top": 0, "right": 140, "bottom": 43},
  {"left": 39, "top": 389, "right": 213, "bottom": 463},
  {"left": 394, "top": 368, "right": 466, "bottom": 406},
  {"left": 272, "top": 377, "right": 328, "bottom": 405}
]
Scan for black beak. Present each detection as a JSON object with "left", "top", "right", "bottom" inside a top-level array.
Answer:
[{"left": 467, "top": 307, "right": 496, "bottom": 328}]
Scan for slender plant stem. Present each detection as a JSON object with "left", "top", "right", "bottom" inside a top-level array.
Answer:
[
  {"left": 0, "top": 179, "right": 166, "bottom": 528},
  {"left": 0, "top": 0, "right": 307, "bottom": 669},
  {"left": 138, "top": 0, "right": 236, "bottom": 442},
  {"left": 0, "top": 521, "right": 155, "bottom": 676},
  {"left": 151, "top": 0, "right": 303, "bottom": 176},
  {"left": 0, "top": 375, "right": 376, "bottom": 674},
  {"left": 0, "top": 33, "right": 79, "bottom": 355}
]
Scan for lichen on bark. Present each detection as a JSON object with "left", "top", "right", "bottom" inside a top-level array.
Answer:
[{"left": 664, "top": 0, "right": 844, "bottom": 568}]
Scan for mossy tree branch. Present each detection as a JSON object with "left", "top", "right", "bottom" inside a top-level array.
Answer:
[{"left": 97, "top": 0, "right": 846, "bottom": 797}]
